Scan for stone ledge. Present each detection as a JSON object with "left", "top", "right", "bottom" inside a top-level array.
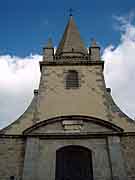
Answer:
[
  {"left": 0, "top": 132, "right": 135, "bottom": 139},
  {"left": 40, "top": 60, "right": 104, "bottom": 70}
]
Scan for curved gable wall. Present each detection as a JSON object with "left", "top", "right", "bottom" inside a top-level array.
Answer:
[{"left": 23, "top": 115, "right": 123, "bottom": 135}]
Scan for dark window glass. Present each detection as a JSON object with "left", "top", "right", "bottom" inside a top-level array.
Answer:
[{"left": 66, "top": 70, "right": 79, "bottom": 89}]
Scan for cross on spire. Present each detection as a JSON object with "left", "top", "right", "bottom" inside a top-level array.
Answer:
[{"left": 69, "top": 8, "right": 74, "bottom": 16}]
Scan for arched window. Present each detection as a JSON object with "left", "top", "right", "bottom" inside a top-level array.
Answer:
[{"left": 66, "top": 70, "right": 79, "bottom": 89}]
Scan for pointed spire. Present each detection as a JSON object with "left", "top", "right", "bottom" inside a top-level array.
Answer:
[
  {"left": 45, "top": 38, "right": 53, "bottom": 48},
  {"left": 91, "top": 38, "right": 100, "bottom": 48},
  {"left": 89, "top": 38, "right": 101, "bottom": 61},
  {"left": 56, "top": 16, "right": 87, "bottom": 56},
  {"left": 43, "top": 38, "right": 54, "bottom": 61}
]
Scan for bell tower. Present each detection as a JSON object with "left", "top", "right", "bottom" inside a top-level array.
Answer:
[{"left": 37, "top": 15, "right": 108, "bottom": 126}]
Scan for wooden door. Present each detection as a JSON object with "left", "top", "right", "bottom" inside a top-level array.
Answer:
[{"left": 55, "top": 146, "right": 93, "bottom": 180}]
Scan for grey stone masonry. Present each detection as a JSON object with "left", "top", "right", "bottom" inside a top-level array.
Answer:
[
  {"left": 107, "top": 136, "right": 128, "bottom": 180},
  {"left": 22, "top": 137, "right": 40, "bottom": 180}
]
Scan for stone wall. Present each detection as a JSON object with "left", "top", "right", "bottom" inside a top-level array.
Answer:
[
  {"left": 37, "top": 64, "right": 109, "bottom": 122},
  {"left": 0, "top": 137, "right": 25, "bottom": 180},
  {"left": 121, "top": 135, "right": 135, "bottom": 180},
  {"left": 0, "top": 135, "right": 134, "bottom": 180},
  {"left": 22, "top": 137, "right": 112, "bottom": 180}
]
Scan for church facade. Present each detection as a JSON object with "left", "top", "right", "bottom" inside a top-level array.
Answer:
[{"left": 0, "top": 16, "right": 135, "bottom": 180}]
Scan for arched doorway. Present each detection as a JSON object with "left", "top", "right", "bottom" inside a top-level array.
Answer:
[{"left": 55, "top": 145, "right": 93, "bottom": 180}]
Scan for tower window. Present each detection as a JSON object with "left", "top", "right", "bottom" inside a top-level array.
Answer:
[{"left": 66, "top": 70, "right": 79, "bottom": 89}]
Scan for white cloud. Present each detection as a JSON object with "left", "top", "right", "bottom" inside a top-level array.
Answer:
[
  {"left": 103, "top": 15, "right": 135, "bottom": 119},
  {"left": 0, "top": 55, "right": 41, "bottom": 128}
]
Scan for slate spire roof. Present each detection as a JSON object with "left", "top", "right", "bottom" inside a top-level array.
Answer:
[{"left": 56, "top": 15, "right": 88, "bottom": 56}]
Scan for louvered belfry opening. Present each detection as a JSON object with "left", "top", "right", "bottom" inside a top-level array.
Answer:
[{"left": 66, "top": 70, "right": 79, "bottom": 89}]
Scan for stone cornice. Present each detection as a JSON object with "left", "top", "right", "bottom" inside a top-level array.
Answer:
[
  {"left": 0, "top": 132, "right": 135, "bottom": 139},
  {"left": 40, "top": 60, "right": 104, "bottom": 71}
]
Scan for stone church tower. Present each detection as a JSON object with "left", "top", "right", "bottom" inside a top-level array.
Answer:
[{"left": 0, "top": 15, "right": 135, "bottom": 180}]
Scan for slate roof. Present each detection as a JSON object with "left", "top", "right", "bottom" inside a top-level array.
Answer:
[{"left": 56, "top": 16, "right": 88, "bottom": 56}]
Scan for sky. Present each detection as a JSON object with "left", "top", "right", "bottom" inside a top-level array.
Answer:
[
  {"left": 1, "top": 0, "right": 135, "bottom": 56},
  {"left": 0, "top": 0, "right": 135, "bottom": 128}
]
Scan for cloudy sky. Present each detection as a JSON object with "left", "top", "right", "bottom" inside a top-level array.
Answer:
[{"left": 0, "top": 0, "right": 135, "bottom": 128}]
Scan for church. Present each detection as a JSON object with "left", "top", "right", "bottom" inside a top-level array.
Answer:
[{"left": 0, "top": 15, "right": 135, "bottom": 180}]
